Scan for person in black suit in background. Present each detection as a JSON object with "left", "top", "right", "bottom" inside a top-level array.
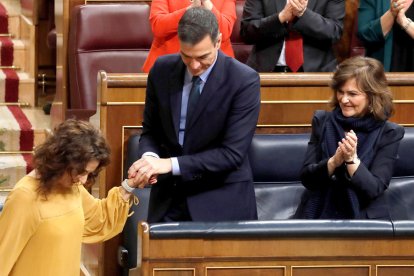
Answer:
[
  {"left": 240, "top": 0, "right": 345, "bottom": 72},
  {"left": 127, "top": 7, "right": 261, "bottom": 223},
  {"left": 294, "top": 56, "right": 404, "bottom": 219}
]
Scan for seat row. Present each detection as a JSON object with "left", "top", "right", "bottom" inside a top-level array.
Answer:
[{"left": 120, "top": 127, "right": 414, "bottom": 272}]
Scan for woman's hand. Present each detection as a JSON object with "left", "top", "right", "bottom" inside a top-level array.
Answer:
[
  {"left": 395, "top": 0, "right": 412, "bottom": 27},
  {"left": 339, "top": 130, "right": 358, "bottom": 162},
  {"left": 327, "top": 147, "right": 345, "bottom": 176},
  {"left": 189, "top": 0, "right": 202, "bottom": 9},
  {"left": 201, "top": 0, "right": 214, "bottom": 10},
  {"left": 390, "top": 0, "right": 406, "bottom": 17}
]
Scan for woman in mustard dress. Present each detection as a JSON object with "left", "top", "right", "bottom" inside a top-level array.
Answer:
[{"left": 0, "top": 119, "right": 138, "bottom": 276}]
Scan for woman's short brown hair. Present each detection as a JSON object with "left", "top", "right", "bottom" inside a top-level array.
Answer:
[
  {"left": 329, "top": 56, "right": 394, "bottom": 121},
  {"left": 33, "top": 119, "right": 110, "bottom": 195}
]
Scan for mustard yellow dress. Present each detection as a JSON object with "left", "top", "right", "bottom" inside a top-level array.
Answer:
[{"left": 0, "top": 175, "right": 131, "bottom": 276}]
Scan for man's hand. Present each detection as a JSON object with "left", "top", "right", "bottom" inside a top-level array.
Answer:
[
  {"left": 279, "top": 0, "right": 295, "bottom": 23},
  {"left": 128, "top": 156, "right": 172, "bottom": 188},
  {"left": 290, "top": 0, "right": 308, "bottom": 17}
]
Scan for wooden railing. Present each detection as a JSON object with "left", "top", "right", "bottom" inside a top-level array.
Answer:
[{"left": 131, "top": 221, "right": 414, "bottom": 276}]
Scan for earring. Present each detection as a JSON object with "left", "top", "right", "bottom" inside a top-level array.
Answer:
[{"left": 369, "top": 105, "right": 373, "bottom": 113}]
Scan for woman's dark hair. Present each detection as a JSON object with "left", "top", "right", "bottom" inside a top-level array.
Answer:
[
  {"left": 33, "top": 119, "right": 110, "bottom": 195},
  {"left": 329, "top": 56, "right": 394, "bottom": 121}
]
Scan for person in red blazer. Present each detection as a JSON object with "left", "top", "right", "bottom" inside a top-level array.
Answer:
[{"left": 142, "top": 0, "right": 236, "bottom": 73}]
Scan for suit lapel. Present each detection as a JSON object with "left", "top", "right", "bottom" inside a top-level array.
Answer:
[
  {"left": 274, "top": 0, "right": 285, "bottom": 13},
  {"left": 306, "top": 0, "right": 317, "bottom": 12},
  {"left": 185, "top": 52, "right": 225, "bottom": 131},
  {"left": 169, "top": 61, "right": 186, "bottom": 141}
]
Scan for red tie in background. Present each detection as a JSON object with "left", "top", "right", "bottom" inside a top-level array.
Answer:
[{"left": 285, "top": 24, "right": 304, "bottom": 72}]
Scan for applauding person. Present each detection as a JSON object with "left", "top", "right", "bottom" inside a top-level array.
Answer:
[
  {"left": 240, "top": 0, "right": 345, "bottom": 72},
  {"left": 142, "top": 0, "right": 236, "bottom": 72},
  {"left": 358, "top": 0, "right": 414, "bottom": 71},
  {"left": 295, "top": 56, "right": 404, "bottom": 219}
]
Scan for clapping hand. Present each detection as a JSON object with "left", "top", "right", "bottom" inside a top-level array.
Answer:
[
  {"left": 279, "top": 0, "right": 295, "bottom": 23},
  {"left": 338, "top": 130, "right": 358, "bottom": 163},
  {"left": 290, "top": 0, "right": 308, "bottom": 17},
  {"left": 189, "top": 0, "right": 213, "bottom": 10},
  {"left": 390, "top": 0, "right": 406, "bottom": 17},
  {"left": 189, "top": 0, "right": 201, "bottom": 9}
]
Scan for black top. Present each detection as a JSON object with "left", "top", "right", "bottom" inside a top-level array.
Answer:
[{"left": 391, "top": 5, "right": 414, "bottom": 72}]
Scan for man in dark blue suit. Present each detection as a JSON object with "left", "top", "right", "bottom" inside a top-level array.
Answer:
[{"left": 127, "top": 7, "right": 261, "bottom": 223}]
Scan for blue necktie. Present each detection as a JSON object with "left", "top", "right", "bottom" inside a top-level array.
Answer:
[{"left": 187, "top": 76, "right": 202, "bottom": 122}]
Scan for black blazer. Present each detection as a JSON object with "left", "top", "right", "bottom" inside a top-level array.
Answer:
[
  {"left": 240, "top": 0, "right": 345, "bottom": 72},
  {"left": 298, "top": 111, "right": 405, "bottom": 219},
  {"left": 139, "top": 52, "right": 261, "bottom": 222}
]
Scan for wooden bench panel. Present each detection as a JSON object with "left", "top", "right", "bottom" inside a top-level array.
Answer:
[{"left": 129, "top": 222, "right": 414, "bottom": 276}]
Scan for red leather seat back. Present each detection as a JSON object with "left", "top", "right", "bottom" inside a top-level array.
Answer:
[
  {"left": 230, "top": 0, "right": 252, "bottom": 64},
  {"left": 349, "top": 9, "right": 366, "bottom": 57},
  {"left": 68, "top": 3, "right": 152, "bottom": 118}
]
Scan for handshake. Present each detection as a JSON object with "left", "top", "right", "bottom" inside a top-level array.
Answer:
[{"left": 124, "top": 156, "right": 173, "bottom": 190}]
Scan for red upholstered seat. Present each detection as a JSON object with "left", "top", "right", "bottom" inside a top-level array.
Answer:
[{"left": 68, "top": 3, "right": 153, "bottom": 120}]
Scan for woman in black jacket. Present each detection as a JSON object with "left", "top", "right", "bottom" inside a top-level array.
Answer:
[{"left": 295, "top": 56, "right": 404, "bottom": 219}]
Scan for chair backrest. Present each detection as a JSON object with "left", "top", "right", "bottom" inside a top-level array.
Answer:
[
  {"left": 68, "top": 3, "right": 153, "bottom": 119},
  {"left": 349, "top": 3, "right": 366, "bottom": 57},
  {"left": 248, "top": 134, "right": 309, "bottom": 220},
  {"left": 387, "top": 127, "right": 414, "bottom": 220},
  {"left": 333, "top": 0, "right": 365, "bottom": 61},
  {"left": 230, "top": 0, "right": 252, "bottom": 64}
]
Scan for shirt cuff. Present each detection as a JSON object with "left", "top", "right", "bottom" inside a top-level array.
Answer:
[
  {"left": 171, "top": 157, "right": 181, "bottom": 175},
  {"left": 142, "top": 152, "right": 160, "bottom": 159}
]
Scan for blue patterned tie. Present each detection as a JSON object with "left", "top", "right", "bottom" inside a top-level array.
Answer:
[{"left": 187, "top": 76, "right": 202, "bottom": 122}]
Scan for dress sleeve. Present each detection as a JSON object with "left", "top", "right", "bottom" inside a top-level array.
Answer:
[
  {"left": 211, "top": 0, "right": 236, "bottom": 41},
  {"left": 357, "top": 0, "right": 386, "bottom": 42},
  {"left": 149, "top": 0, "right": 187, "bottom": 38},
  {"left": 81, "top": 186, "right": 130, "bottom": 243},
  {"left": 0, "top": 187, "right": 40, "bottom": 276}
]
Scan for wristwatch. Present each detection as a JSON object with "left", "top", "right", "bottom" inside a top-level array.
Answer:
[
  {"left": 121, "top": 179, "right": 135, "bottom": 193},
  {"left": 345, "top": 156, "right": 359, "bottom": 165}
]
